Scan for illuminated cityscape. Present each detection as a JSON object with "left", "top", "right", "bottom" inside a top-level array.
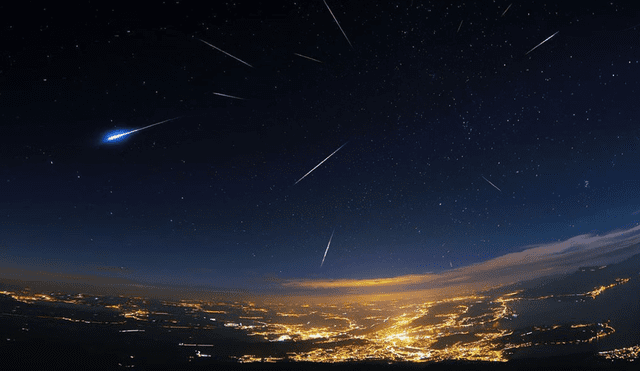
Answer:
[{"left": 1, "top": 261, "right": 638, "bottom": 369}]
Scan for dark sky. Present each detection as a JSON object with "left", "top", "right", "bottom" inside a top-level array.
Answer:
[{"left": 2, "top": 1, "right": 640, "bottom": 290}]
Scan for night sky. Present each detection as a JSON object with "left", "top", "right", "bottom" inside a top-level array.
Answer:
[{"left": 2, "top": 1, "right": 640, "bottom": 291}]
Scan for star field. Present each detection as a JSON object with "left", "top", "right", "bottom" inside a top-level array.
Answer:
[{"left": 1, "top": 1, "right": 640, "bottom": 289}]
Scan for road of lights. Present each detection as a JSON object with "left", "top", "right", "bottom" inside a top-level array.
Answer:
[{"left": 598, "top": 345, "right": 640, "bottom": 361}]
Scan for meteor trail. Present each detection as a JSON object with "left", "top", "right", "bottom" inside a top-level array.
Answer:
[
  {"left": 104, "top": 117, "right": 181, "bottom": 142},
  {"left": 293, "top": 53, "right": 323, "bottom": 63},
  {"left": 457, "top": 20, "right": 463, "bottom": 33},
  {"left": 197, "top": 38, "right": 253, "bottom": 68},
  {"left": 213, "top": 92, "right": 245, "bottom": 100},
  {"left": 501, "top": 3, "right": 512, "bottom": 17},
  {"left": 320, "top": 229, "right": 335, "bottom": 267},
  {"left": 525, "top": 31, "right": 559, "bottom": 55},
  {"left": 481, "top": 175, "right": 502, "bottom": 192},
  {"left": 323, "top": 0, "right": 353, "bottom": 49},
  {"left": 294, "top": 142, "right": 347, "bottom": 185}
]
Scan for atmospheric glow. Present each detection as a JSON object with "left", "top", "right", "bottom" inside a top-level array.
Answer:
[{"left": 285, "top": 274, "right": 436, "bottom": 289}]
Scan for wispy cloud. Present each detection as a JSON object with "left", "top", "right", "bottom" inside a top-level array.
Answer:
[{"left": 284, "top": 224, "right": 640, "bottom": 293}]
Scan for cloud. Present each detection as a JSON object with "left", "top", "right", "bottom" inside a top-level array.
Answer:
[
  {"left": 91, "top": 265, "right": 131, "bottom": 272},
  {"left": 283, "top": 224, "right": 640, "bottom": 294}
]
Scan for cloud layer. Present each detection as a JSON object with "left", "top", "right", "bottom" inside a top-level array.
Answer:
[{"left": 283, "top": 224, "right": 640, "bottom": 296}]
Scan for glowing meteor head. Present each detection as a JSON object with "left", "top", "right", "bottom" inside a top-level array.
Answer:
[{"left": 102, "top": 129, "right": 132, "bottom": 143}]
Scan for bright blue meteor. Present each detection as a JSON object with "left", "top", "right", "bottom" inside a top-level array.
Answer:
[{"left": 103, "top": 117, "right": 181, "bottom": 143}]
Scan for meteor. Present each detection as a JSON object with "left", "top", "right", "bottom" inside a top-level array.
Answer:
[
  {"left": 481, "top": 175, "right": 502, "bottom": 192},
  {"left": 501, "top": 3, "right": 512, "bottom": 17},
  {"left": 294, "top": 142, "right": 347, "bottom": 185},
  {"left": 103, "top": 117, "right": 181, "bottom": 143},
  {"left": 197, "top": 38, "right": 253, "bottom": 68},
  {"left": 525, "top": 31, "right": 559, "bottom": 55},
  {"left": 293, "top": 53, "right": 323, "bottom": 64},
  {"left": 320, "top": 229, "right": 335, "bottom": 267},
  {"left": 323, "top": 0, "right": 353, "bottom": 49},
  {"left": 213, "top": 92, "right": 245, "bottom": 100}
]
